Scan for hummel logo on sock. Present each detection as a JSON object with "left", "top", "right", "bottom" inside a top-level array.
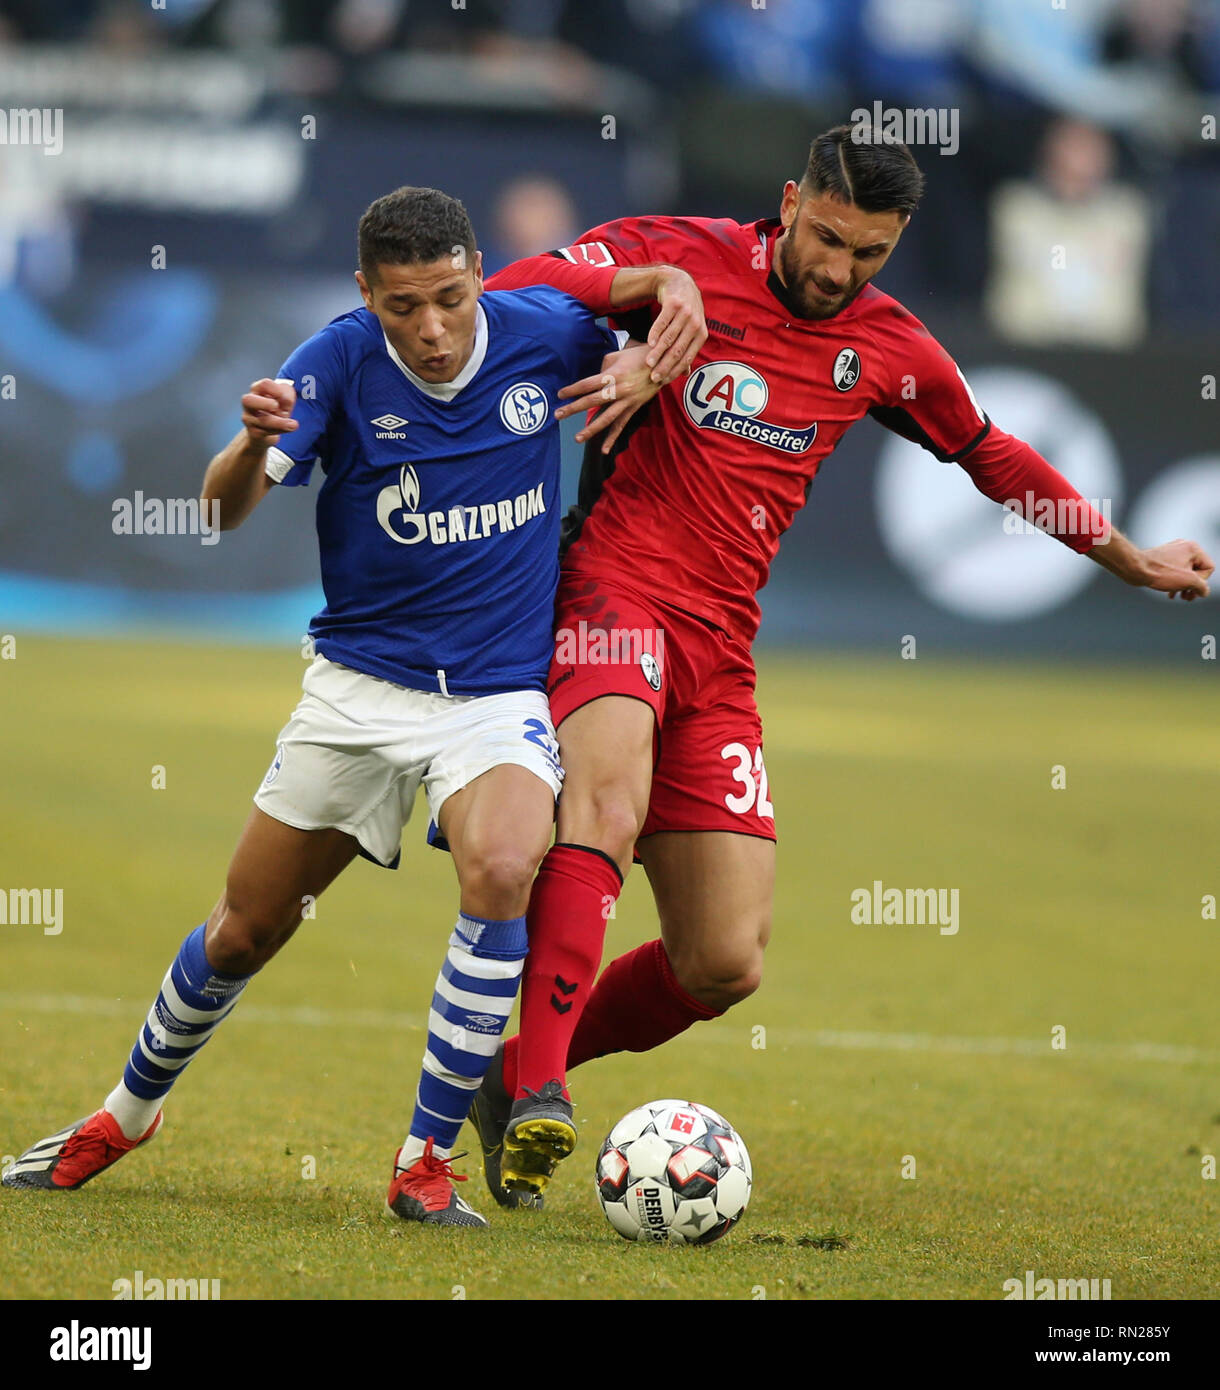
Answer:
[{"left": 550, "top": 974, "right": 578, "bottom": 1014}]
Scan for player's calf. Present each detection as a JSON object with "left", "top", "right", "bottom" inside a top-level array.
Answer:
[
  {"left": 204, "top": 894, "right": 304, "bottom": 975},
  {"left": 393, "top": 910, "right": 530, "bottom": 1207},
  {"left": 204, "top": 810, "right": 358, "bottom": 974}
]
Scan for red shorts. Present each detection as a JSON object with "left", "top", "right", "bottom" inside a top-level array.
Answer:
[{"left": 547, "top": 572, "right": 776, "bottom": 842}]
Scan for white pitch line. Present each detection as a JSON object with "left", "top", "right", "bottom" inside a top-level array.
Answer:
[
  {"left": 0, "top": 992, "right": 425, "bottom": 1033},
  {"left": 797, "top": 1028, "right": 1220, "bottom": 1067},
  {"left": 1, "top": 992, "right": 1215, "bottom": 1067}
]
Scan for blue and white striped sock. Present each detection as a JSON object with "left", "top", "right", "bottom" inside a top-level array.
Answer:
[
  {"left": 104, "top": 924, "right": 252, "bottom": 1140},
  {"left": 400, "top": 912, "right": 528, "bottom": 1164}
]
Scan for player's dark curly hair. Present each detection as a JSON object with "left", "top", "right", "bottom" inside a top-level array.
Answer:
[
  {"left": 801, "top": 125, "right": 925, "bottom": 216},
  {"left": 358, "top": 186, "right": 477, "bottom": 282}
]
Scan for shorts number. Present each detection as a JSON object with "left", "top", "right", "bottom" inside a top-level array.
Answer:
[
  {"left": 523, "top": 717, "right": 561, "bottom": 769},
  {"left": 721, "top": 742, "right": 773, "bottom": 818}
]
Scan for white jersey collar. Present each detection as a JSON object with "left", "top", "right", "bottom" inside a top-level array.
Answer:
[{"left": 383, "top": 301, "right": 488, "bottom": 402}]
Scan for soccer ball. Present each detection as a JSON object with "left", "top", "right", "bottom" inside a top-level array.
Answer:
[{"left": 596, "top": 1099, "right": 752, "bottom": 1245}]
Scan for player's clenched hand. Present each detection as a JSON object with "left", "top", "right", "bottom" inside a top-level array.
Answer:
[
  {"left": 1132, "top": 539, "right": 1215, "bottom": 600},
  {"left": 556, "top": 343, "right": 659, "bottom": 455},
  {"left": 648, "top": 267, "right": 707, "bottom": 385},
  {"left": 241, "top": 377, "right": 297, "bottom": 447}
]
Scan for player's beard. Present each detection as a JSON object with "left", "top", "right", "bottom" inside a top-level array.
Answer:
[{"left": 776, "top": 233, "right": 864, "bottom": 321}]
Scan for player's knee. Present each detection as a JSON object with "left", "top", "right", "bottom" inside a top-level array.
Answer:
[
  {"left": 561, "top": 786, "right": 645, "bottom": 864},
  {"left": 725, "top": 962, "right": 764, "bottom": 1004},
  {"left": 672, "top": 944, "right": 765, "bottom": 1012},
  {"left": 460, "top": 847, "right": 542, "bottom": 918},
  {"left": 699, "top": 965, "right": 763, "bottom": 1011}
]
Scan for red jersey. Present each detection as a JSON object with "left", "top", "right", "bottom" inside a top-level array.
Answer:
[{"left": 487, "top": 215, "right": 1107, "bottom": 646}]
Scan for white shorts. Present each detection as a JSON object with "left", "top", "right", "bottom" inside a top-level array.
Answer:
[{"left": 253, "top": 655, "right": 563, "bottom": 869}]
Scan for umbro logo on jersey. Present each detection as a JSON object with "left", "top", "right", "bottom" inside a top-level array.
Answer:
[
  {"left": 371, "top": 414, "right": 409, "bottom": 439},
  {"left": 684, "top": 361, "right": 818, "bottom": 455},
  {"left": 832, "top": 348, "right": 861, "bottom": 392}
]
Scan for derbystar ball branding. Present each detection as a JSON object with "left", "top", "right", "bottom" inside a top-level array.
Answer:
[{"left": 683, "top": 361, "right": 818, "bottom": 454}]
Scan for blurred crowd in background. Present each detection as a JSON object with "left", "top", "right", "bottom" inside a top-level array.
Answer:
[
  {"left": 1, "top": 2, "right": 1215, "bottom": 649},
  {"left": 1, "top": 0, "right": 1219, "bottom": 344}
]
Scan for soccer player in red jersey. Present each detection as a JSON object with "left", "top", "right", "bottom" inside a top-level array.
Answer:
[{"left": 472, "top": 127, "right": 1214, "bottom": 1203}]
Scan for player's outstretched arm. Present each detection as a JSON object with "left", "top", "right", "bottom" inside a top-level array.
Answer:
[
  {"left": 948, "top": 421, "right": 1213, "bottom": 602},
  {"left": 1087, "top": 525, "right": 1214, "bottom": 601},
  {"left": 201, "top": 378, "right": 296, "bottom": 532}
]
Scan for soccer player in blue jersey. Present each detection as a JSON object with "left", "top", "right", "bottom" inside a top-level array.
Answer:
[{"left": 2, "top": 186, "right": 705, "bottom": 1226}]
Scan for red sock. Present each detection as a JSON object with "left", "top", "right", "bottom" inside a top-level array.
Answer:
[
  {"left": 503, "top": 939, "right": 720, "bottom": 1095},
  {"left": 515, "top": 843, "right": 622, "bottom": 1100}
]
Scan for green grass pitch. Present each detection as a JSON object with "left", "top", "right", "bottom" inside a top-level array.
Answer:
[{"left": 1, "top": 634, "right": 1216, "bottom": 1300}]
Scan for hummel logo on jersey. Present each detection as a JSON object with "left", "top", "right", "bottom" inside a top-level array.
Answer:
[
  {"left": 707, "top": 315, "right": 746, "bottom": 342},
  {"left": 371, "top": 413, "right": 409, "bottom": 438},
  {"left": 376, "top": 462, "right": 547, "bottom": 546},
  {"left": 684, "top": 361, "right": 818, "bottom": 455}
]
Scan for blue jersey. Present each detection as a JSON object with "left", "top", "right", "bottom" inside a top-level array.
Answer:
[{"left": 267, "top": 287, "right": 621, "bottom": 696}]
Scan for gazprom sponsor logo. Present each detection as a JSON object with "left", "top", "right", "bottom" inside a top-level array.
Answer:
[
  {"left": 376, "top": 463, "right": 546, "bottom": 545},
  {"left": 683, "top": 362, "right": 817, "bottom": 454}
]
